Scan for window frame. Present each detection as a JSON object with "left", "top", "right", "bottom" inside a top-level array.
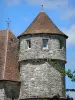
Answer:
[
  {"left": 42, "top": 39, "right": 48, "bottom": 49},
  {"left": 26, "top": 40, "right": 31, "bottom": 49}
]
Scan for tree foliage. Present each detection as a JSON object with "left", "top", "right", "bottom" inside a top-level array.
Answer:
[{"left": 47, "top": 58, "right": 75, "bottom": 82}]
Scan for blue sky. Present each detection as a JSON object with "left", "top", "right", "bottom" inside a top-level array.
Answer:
[{"left": 0, "top": 0, "right": 75, "bottom": 99}]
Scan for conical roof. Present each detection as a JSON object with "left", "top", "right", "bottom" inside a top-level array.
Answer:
[{"left": 19, "top": 12, "right": 68, "bottom": 38}]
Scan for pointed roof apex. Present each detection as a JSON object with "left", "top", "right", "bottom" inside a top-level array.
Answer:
[
  {"left": 6, "top": 18, "right": 11, "bottom": 29},
  {"left": 18, "top": 12, "right": 68, "bottom": 38},
  {"left": 41, "top": 5, "right": 44, "bottom": 12}
]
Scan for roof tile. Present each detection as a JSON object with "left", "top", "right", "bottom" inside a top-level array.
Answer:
[
  {"left": 19, "top": 12, "right": 68, "bottom": 38},
  {"left": 0, "top": 30, "right": 20, "bottom": 81}
]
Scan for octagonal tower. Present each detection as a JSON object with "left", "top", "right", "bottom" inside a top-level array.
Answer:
[{"left": 18, "top": 11, "right": 68, "bottom": 100}]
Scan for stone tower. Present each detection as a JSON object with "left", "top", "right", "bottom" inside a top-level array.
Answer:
[{"left": 18, "top": 12, "right": 68, "bottom": 100}]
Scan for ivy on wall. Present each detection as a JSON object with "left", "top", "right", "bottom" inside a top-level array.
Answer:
[{"left": 47, "top": 58, "right": 75, "bottom": 92}]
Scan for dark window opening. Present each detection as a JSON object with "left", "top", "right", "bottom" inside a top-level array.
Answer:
[
  {"left": 10, "top": 38, "right": 13, "bottom": 42},
  {"left": 59, "top": 40, "right": 63, "bottom": 49},
  {"left": 26, "top": 40, "right": 31, "bottom": 49},
  {"left": 43, "top": 39, "right": 48, "bottom": 48}
]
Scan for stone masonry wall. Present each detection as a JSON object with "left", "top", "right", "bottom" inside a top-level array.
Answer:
[
  {"left": 19, "top": 60, "right": 65, "bottom": 99},
  {"left": 19, "top": 34, "right": 66, "bottom": 99},
  {"left": 0, "top": 81, "right": 20, "bottom": 100},
  {"left": 0, "top": 82, "right": 5, "bottom": 100},
  {"left": 4, "top": 81, "right": 20, "bottom": 100},
  {"left": 19, "top": 34, "right": 66, "bottom": 62}
]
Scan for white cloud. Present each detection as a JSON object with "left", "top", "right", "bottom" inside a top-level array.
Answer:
[
  {"left": 68, "top": 92, "right": 75, "bottom": 100},
  {"left": 24, "top": 17, "right": 29, "bottom": 22},
  {"left": 62, "top": 24, "right": 75, "bottom": 46},
  {"left": 61, "top": 8, "right": 75, "bottom": 20},
  {"left": 25, "top": 0, "right": 75, "bottom": 20},
  {"left": 5, "top": 0, "right": 68, "bottom": 8},
  {"left": 26, "top": 0, "right": 68, "bottom": 9},
  {"left": 5, "top": 0, "right": 21, "bottom": 5},
  {"left": 4, "top": 0, "right": 75, "bottom": 20}
]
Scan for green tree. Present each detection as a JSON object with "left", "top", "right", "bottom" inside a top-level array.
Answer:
[
  {"left": 47, "top": 58, "right": 75, "bottom": 82},
  {"left": 47, "top": 58, "right": 75, "bottom": 93}
]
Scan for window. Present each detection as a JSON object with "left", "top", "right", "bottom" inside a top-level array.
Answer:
[
  {"left": 43, "top": 39, "right": 48, "bottom": 49},
  {"left": 59, "top": 40, "right": 63, "bottom": 49},
  {"left": 10, "top": 38, "right": 13, "bottom": 42},
  {"left": 26, "top": 40, "right": 31, "bottom": 49}
]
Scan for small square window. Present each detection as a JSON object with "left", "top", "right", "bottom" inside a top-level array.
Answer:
[
  {"left": 26, "top": 40, "right": 31, "bottom": 49},
  {"left": 43, "top": 39, "right": 48, "bottom": 49}
]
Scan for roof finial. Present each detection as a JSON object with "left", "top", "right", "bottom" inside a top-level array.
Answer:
[
  {"left": 41, "top": 5, "right": 44, "bottom": 12},
  {"left": 6, "top": 18, "right": 11, "bottom": 29}
]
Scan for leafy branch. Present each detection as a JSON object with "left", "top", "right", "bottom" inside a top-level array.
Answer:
[{"left": 47, "top": 58, "right": 75, "bottom": 82}]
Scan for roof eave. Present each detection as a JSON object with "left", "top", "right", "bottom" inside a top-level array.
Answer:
[{"left": 17, "top": 33, "right": 68, "bottom": 39}]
